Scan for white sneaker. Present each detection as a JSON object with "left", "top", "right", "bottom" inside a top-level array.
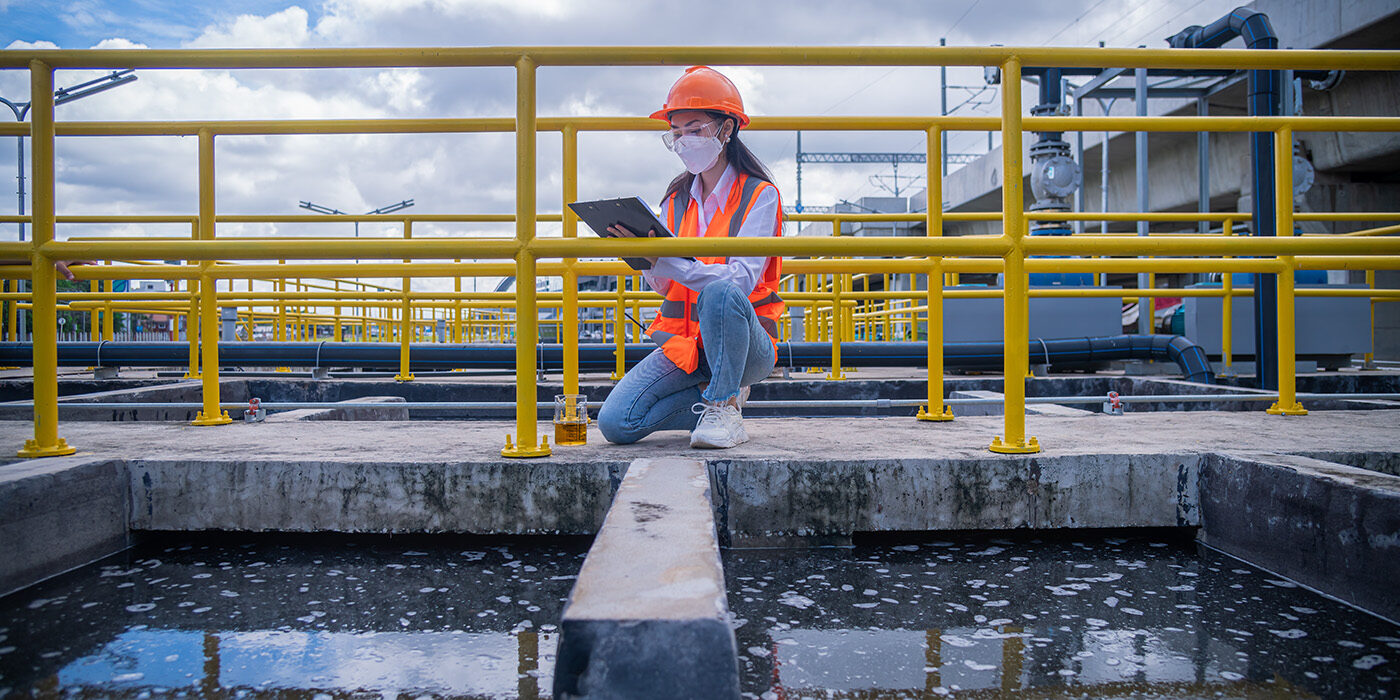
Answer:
[{"left": 690, "top": 401, "right": 748, "bottom": 449}]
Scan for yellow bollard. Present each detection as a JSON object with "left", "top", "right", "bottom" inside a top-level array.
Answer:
[
  {"left": 19, "top": 60, "right": 75, "bottom": 457},
  {"left": 990, "top": 57, "right": 1040, "bottom": 454}
]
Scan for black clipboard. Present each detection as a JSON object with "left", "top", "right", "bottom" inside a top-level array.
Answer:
[{"left": 568, "top": 196, "right": 695, "bottom": 271}]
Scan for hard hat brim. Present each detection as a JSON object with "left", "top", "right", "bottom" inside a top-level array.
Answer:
[{"left": 649, "top": 106, "right": 750, "bottom": 127}]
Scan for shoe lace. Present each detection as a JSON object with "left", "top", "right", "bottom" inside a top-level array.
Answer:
[{"left": 692, "top": 401, "right": 736, "bottom": 427}]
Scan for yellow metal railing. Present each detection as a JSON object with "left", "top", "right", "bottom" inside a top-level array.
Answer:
[{"left": 2, "top": 46, "right": 1399, "bottom": 458}]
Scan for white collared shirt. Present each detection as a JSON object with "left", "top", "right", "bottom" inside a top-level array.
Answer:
[{"left": 641, "top": 162, "right": 779, "bottom": 296}]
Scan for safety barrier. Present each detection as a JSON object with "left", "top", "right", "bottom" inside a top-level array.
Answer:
[{"left": 1, "top": 46, "right": 1398, "bottom": 457}]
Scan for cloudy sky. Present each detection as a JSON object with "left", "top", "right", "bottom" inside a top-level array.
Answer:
[{"left": 0, "top": 0, "right": 1251, "bottom": 286}]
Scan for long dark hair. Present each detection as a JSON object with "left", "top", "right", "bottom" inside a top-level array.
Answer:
[{"left": 662, "top": 111, "right": 775, "bottom": 205}]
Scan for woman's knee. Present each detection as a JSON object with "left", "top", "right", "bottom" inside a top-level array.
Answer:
[
  {"left": 596, "top": 399, "right": 641, "bottom": 444},
  {"left": 696, "top": 279, "right": 746, "bottom": 310}
]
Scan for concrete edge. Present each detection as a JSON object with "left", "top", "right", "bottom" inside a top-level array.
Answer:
[
  {"left": 267, "top": 396, "right": 411, "bottom": 422},
  {"left": 1199, "top": 451, "right": 1400, "bottom": 623},
  {"left": 0, "top": 456, "right": 131, "bottom": 598},
  {"left": 127, "top": 458, "right": 629, "bottom": 534},
  {"left": 555, "top": 457, "right": 739, "bottom": 699},
  {"left": 708, "top": 453, "right": 1204, "bottom": 544}
]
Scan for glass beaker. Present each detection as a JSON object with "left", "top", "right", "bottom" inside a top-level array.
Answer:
[{"left": 553, "top": 394, "right": 588, "bottom": 446}]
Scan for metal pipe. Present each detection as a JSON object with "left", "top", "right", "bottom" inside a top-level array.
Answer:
[
  {"left": 0, "top": 335, "right": 1214, "bottom": 381},
  {"left": 18, "top": 393, "right": 1399, "bottom": 413}
]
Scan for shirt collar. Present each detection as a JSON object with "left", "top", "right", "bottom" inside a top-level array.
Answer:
[{"left": 689, "top": 162, "right": 737, "bottom": 214}]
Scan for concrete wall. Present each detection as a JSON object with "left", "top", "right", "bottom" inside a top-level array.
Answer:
[
  {"left": 0, "top": 457, "right": 130, "bottom": 598},
  {"left": 708, "top": 454, "right": 1200, "bottom": 546},
  {"left": 1199, "top": 452, "right": 1400, "bottom": 621}
]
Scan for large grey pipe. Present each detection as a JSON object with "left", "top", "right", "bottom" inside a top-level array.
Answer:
[{"left": 0, "top": 335, "right": 1214, "bottom": 383}]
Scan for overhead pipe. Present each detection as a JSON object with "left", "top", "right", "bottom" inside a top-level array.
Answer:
[{"left": 0, "top": 334, "right": 1214, "bottom": 383}]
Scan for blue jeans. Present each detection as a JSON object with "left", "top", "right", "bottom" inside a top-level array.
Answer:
[{"left": 598, "top": 280, "right": 777, "bottom": 444}]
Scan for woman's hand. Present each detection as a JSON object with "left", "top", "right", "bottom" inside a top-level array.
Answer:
[
  {"left": 0, "top": 259, "right": 95, "bottom": 281},
  {"left": 606, "top": 223, "right": 659, "bottom": 267},
  {"left": 55, "top": 260, "right": 95, "bottom": 281}
]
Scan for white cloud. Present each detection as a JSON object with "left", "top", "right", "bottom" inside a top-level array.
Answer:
[{"left": 187, "top": 6, "right": 315, "bottom": 49}]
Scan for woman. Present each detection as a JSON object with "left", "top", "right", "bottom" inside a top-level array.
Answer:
[{"left": 597, "top": 65, "right": 784, "bottom": 449}]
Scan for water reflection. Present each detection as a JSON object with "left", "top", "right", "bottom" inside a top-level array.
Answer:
[
  {"left": 0, "top": 535, "right": 586, "bottom": 698},
  {"left": 724, "top": 535, "right": 1400, "bottom": 699}
]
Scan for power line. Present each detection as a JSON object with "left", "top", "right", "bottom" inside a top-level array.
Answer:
[
  {"left": 943, "top": 0, "right": 983, "bottom": 37},
  {"left": 1040, "top": 0, "right": 1122, "bottom": 46},
  {"left": 1119, "top": 0, "right": 1215, "bottom": 48}
]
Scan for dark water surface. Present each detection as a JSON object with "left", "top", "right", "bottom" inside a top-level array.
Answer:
[
  {"left": 0, "top": 535, "right": 587, "bottom": 698},
  {"left": 723, "top": 533, "right": 1399, "bottom": 699},
  {"left": 3, "top": 533, "right": 1397, "bottom": 699}
]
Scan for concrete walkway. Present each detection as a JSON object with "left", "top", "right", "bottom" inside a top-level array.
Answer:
[{"left": 0, "top": 409, "right": 1395, "bottom": 463}]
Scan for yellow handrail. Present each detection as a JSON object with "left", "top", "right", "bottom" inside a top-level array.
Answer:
[{"left": 4, "top": 45, "right": 1398, "bottom": 458}]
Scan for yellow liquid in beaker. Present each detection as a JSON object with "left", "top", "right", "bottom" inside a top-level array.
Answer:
[{"left": 554, "top": 421, "right": 587, "bottom": 446}]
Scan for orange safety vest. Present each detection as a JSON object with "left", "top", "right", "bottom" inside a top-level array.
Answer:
[{"left": 645, "top": 173, "right": 785, "bottom": 373}]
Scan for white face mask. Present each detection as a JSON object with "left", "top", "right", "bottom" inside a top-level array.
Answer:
[{"left": 672, "top": 133, "right": 723, "bottom": 174}]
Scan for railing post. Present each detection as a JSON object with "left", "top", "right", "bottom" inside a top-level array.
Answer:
[
  {"left": 192, "top": 128, "right": 232, "bottom": 426},
  {"left": 19, "top": 59, "right": 75, "bottom": 457},
  {"left": 562, "top": 124, "right": 580, "bottom": 395},
  {"left": 333, "top": 279, "right": 342, "bottom": 342},
  {"left": 453, "top": 262, "right": 463, "bottom": 345},
  {"left": 611, "top": 275, "right": 625, "bottom": 381},
  {"left": 1363, "top": 268, "right": 1376, "bottom": 369},
  {"left": 502, "top": 54, "right": 550, "bottom": 458},
  {"left": 6, "top": 279, "right": 16, "bottom": 341},
  {"left": 88, "top": 280, "right": 100, "bottom": 340},
  {"left": 1268, "top": 127, "right": 1306, "bottom": 416},
  {"left": 828, "top": 272, "right": 845, "bottom": 381},
  {"left": 990, "top": 56, "right": 1040, "bottom": 454},
  {"left": 396, "top": 220, "right": 415, "bottom": 381},
  {"left": 920, "top": 125, "right": 952, "bottom": 421},
  {"left": 1221, "top": 218, "right": 1234, "bottom": 373}
]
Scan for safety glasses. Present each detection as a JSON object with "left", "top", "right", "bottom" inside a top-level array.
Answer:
[{"left": 661, "top": 119, "right": 721, "bottom": 150}]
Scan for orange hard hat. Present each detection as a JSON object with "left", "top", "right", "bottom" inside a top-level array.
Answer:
[{"left": 649, "top": 65, "right": 749, "bottom": 127}]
